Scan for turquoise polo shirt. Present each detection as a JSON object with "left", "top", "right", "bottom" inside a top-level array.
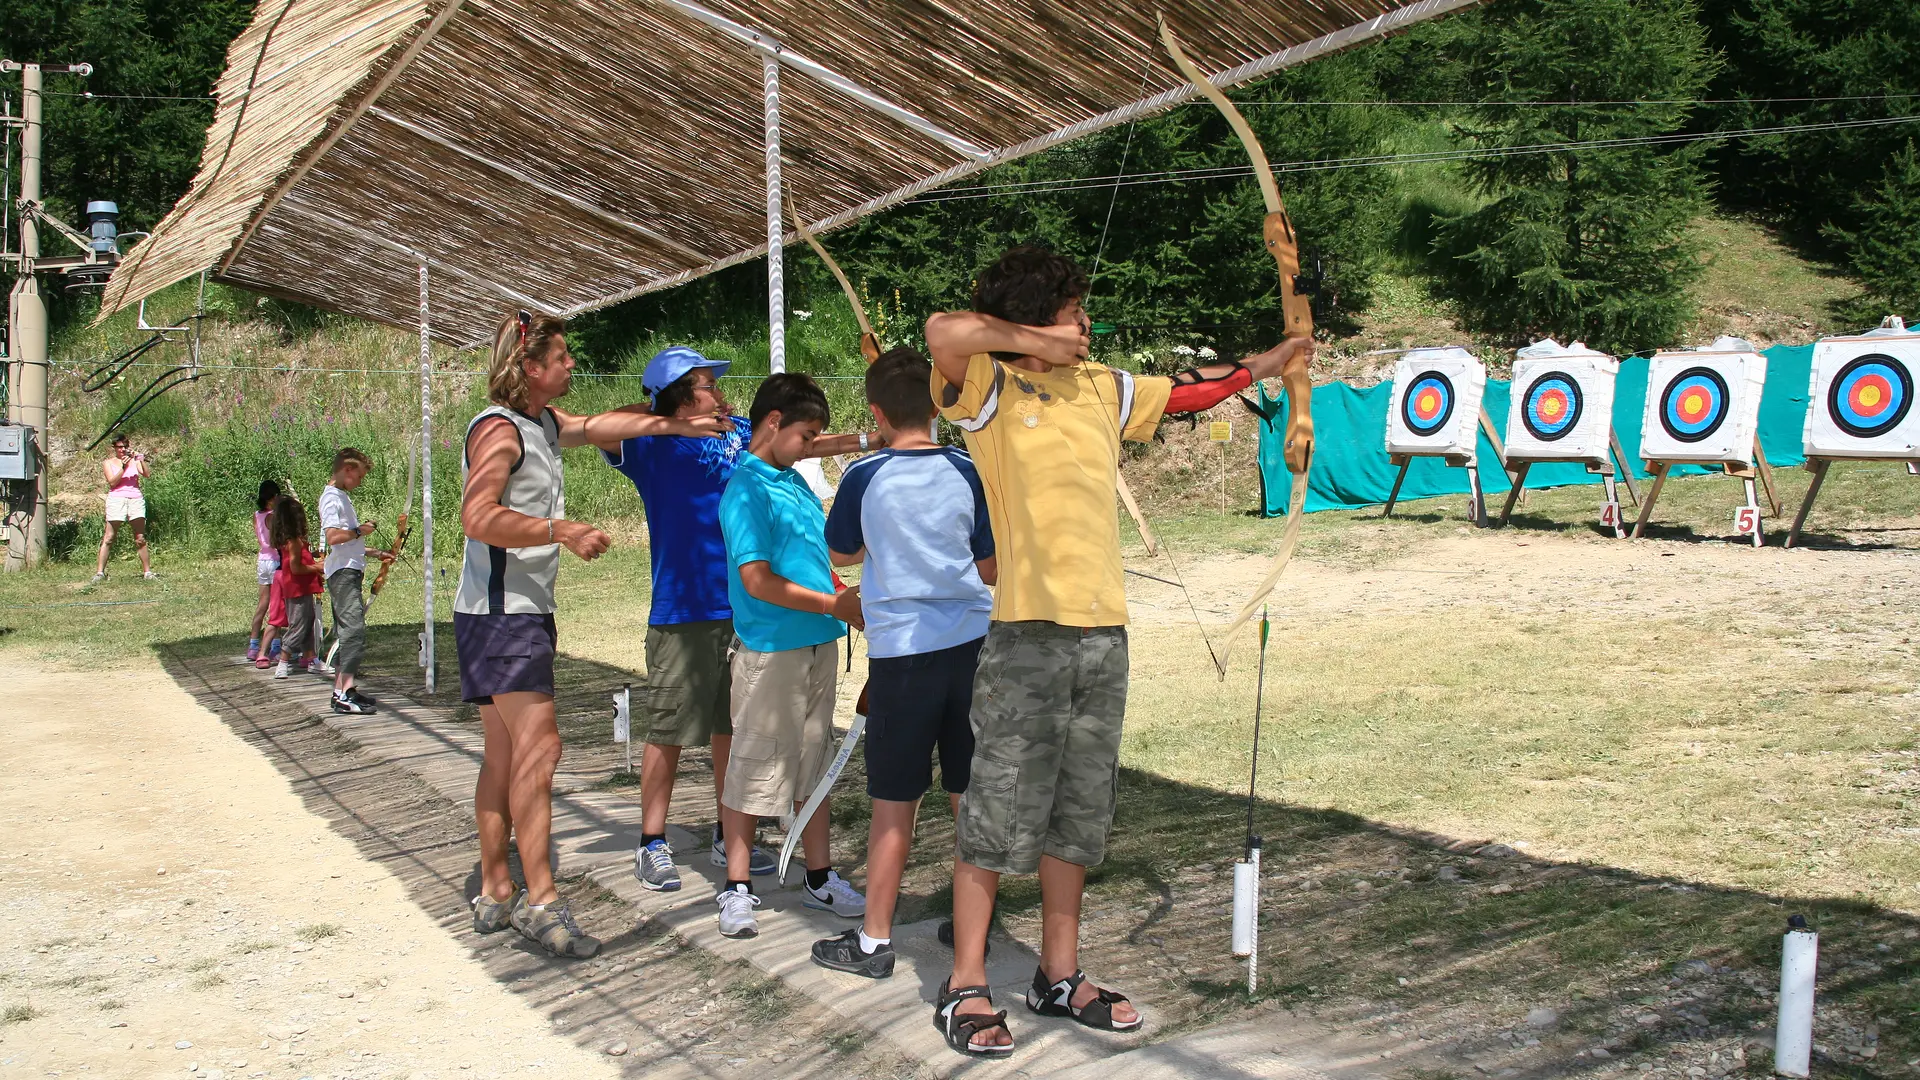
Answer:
[{"left": 718, "top": 450, "right": 846, "bottom": 653}]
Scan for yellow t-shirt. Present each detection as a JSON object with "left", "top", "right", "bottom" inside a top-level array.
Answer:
[{"left": 934, "top": 353, "right": 1171, "bottom": 627}]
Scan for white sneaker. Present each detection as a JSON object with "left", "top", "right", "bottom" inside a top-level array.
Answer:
[
  {"left": 307, "top": 658, "right": 335, "bottom": 677},
  {"left": 273, "top": 660, "right": 293, "bottom": 679},
  {"left": 802, "top": 870, "right": 866, "bottom": 917},
  {"left": 715, "top": 887, "right": 761, "bottom": 938}
]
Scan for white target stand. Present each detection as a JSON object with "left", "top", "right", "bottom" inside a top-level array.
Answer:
[
  {"left": 1631, "top": 338, "right": 1778, "bottom": 547},
  {"left": 1787, "top": 318, "right": 1920, "bottom": 548},
  {"left": 1380, "top": 348, "right": 1503, "bottom": 526},
  {"left": 1496, "top": 340, "right": 1637, "bottom": 537}
]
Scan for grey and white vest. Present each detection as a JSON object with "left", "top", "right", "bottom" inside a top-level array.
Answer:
[{"left": 455, "top": 405, "right": 565, "bottom": 616}]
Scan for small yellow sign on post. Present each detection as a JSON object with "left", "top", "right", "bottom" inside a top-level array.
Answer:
[{"left": 1208, "top": 421, "right": 1233, "bottom": 443}]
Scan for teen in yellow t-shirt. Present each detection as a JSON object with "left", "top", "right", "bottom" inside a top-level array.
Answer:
[{"left": 924, "top": 245, "right": 1312, "bottom": 1055}]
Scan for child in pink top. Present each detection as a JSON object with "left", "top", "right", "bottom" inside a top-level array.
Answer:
[{"left": 247, "top": 481, "right": 281, "bottom": 663}]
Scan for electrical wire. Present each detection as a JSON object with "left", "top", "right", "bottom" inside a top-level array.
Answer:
[
  {"left": 912, "top": 114, "right": 1920, "bottom": 204},
  {"left": 55, "top": 360, "right": 868, "bottom": 380}
]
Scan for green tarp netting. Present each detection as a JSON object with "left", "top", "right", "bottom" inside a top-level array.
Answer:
[{"left": 1245, "top": 344, "right": 1815, "bottom": 515}]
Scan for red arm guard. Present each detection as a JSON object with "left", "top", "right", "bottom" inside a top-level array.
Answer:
[{"left": 1165, "top": 365, "right": 1253, "bottom": 415}]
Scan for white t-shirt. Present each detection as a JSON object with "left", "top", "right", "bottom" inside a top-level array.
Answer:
[{"left": 319, "top": 484, "right": 365, "bottom": 577}]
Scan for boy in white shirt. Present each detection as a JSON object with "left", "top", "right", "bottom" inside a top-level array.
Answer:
[{"left": 320, "top": 447, "right": 392, "bottom": 714}]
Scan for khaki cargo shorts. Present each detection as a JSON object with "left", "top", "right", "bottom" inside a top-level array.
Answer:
[
  {"left": 720, "top": 639, "right": 839, "bottom": 817},
  {"left": 955, "top": 621, "right": 1128, "bottom": 874},
  {"left": 643, "top": 620, "right": 734, "bottom": 747}
]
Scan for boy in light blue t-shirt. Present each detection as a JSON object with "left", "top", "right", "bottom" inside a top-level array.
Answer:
[
  {"left": 811, "top": 347, "right": 997, "bottom": 980},
  {"left": 714, "top": 373, "right": 869, "bottom": 939}
]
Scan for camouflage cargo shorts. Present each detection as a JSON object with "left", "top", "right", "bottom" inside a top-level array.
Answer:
[{"left": 954, "top": 621, "right": 1128, "bottom": 874}]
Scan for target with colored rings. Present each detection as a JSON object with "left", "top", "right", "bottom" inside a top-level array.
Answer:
[
  {"left": 1828, "top": 353, "right": 1913, "bottom": 439},
  {"left": 1521, "top": 372, "right": 1583, "bottom": 441},
  {"left": 1400, "top": 371, "right": 1456, "bottom": 436},
  {"left": 1658, "top": 366, "right": 1730, "bottom": 443}
]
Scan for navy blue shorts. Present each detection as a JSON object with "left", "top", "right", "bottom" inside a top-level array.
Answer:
[
  {"left": 864, "top": 636, "right": 983, "bottom": 802},
  {"left": 453, "top": 612, "right": 558, "bottom": 704}
]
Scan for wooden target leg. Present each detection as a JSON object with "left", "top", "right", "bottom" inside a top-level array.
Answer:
[
  {"left": 1610, "top": 430, "right": 1641, "bottom": 506},
  {"left": 1631, "top": 462, "right": 1669, "bottom": 540},
  {"left": 1785, "top": 458, "right": 1830, "bottom": 550},
  {"left": 1743, "top": 476, "right": 1764, "bottom": 548},
  {"left": 1383, "top": 457, "right": 1412, "bottom": 518},
  {"left": 1754, "top": 439, "right": 1782, "bottom": 517},
  {"left": 1467, "top": 463, "right": 1489, "bottom": 528},
  {"left": 1603, "top": 474, "right": 1624, "bottom": 538},
  {"left": 1498, "top": 461, "right": 1531, "bottom": 526}
]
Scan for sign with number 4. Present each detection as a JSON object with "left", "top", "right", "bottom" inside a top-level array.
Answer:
[
  {"left": 1600, "top": 502, "right": 1622, "bottom": 528},
  {"left": 1734, "top": 505, "right": 1761, "bottom": 536}
]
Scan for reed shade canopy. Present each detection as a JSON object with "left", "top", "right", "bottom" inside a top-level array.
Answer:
[{"left": 99, "top": 0, "right": 1478, "bottom": 345}]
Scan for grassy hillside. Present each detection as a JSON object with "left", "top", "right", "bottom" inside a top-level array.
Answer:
[{"left": 28, "top": 211, "right": 1873, "bottom": 559}]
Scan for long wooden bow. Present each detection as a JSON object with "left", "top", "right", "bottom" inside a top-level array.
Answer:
[
  {"left": 368, "top": 438, "right": 419, "bottom": 599},
  {"left": 789, "top": 201, "right": 882, "bottom": 364},
  {"left": 1160, "top": 17, "right": 1317, "bottom": 677}
]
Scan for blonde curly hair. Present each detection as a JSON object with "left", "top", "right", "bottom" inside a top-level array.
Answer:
[{"left": 488, "top": 309, "right": 567, "bottom": 412}]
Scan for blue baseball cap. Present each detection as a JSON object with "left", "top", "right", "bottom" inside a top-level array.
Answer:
[{"left": 642, "top": 346, "right": 729, "bottom": 395}]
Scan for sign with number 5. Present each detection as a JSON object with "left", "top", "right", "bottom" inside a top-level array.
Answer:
[{"left": 1734, "top": 505, "right": 1761, "bottom": 535}]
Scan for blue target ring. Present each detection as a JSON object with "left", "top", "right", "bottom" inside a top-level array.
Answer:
[
  {"left": 1828, "top": 353, "right": 1913, "bottom": 439},
  {"left": 1401, "top": 371, "right": 1456, "bottom": 437},
  {"left": 1658, "top": 366, "right": 1730, "bottom": 443},
  {"left": 1521, "top": 371, "right": 1583, "bottom": 442}
]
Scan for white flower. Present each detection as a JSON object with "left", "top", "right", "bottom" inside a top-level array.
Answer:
[
  {"left": 794, "top": 310, "right": 813, "bottom": 320},
  {"left": 1197, "top": 346, "right": 1218, "bottom": 360},
  {"left": 1171, "top": 344, "right": 1196, "bottom": 357}
]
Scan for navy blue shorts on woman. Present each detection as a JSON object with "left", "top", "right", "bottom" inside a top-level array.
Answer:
[
  {"left": 454, "top": 612, "right": 558, "bottom": 704},
  {"left": 864, "top": 636, "right": 983, "bottom": 802}
]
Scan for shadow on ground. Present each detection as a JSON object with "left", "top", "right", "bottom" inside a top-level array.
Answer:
[{"left": 159, "top": 631, "right": 1917, "bottom": 1080}]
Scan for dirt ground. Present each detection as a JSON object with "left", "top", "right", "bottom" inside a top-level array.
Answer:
[{"left": 0, "top": 662, "right": 626, "bottom": 1080}]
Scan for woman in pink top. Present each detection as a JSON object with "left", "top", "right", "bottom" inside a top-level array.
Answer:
[
  {"left": 92, "top": 434, "right": 153, "bottom": 583},
  {"left": 247, "top": 480, "right": 282, "bottom": 662}
]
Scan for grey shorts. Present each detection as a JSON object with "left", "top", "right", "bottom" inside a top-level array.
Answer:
[
  {"left": 643, "top": 620, "right": 734, "bottom": 747},
  {"left": 955, "top": 621, "right": 1128, "bottom": 874}
]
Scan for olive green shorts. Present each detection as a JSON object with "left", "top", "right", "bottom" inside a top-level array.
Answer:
[
  {"left": 642, "top": 620, "right": 735, "bottom": 747},
  {"left": 955, "top": 621, "right": 1129, "bottom": 875}
]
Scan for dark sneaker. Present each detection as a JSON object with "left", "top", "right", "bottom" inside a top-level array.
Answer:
[
  {"left": 812, "top": 928, "right": 894, "bottom": 979},
  {"left": 634, "top": 839, "right": 682, "bottom": 892},
  {"left": 331, "top": 691, "right": 375, "bottom": 715},
  {"left": 710, "top": 828, "right": 777, "bottom": 875},
  {"left": 472, "top": 888, "right": 521, "bottom": 935},
  {"left": 511, "top": 896, "right": 600, "bottom": 959},
  {"left": 346, "top": 688, "right": 378, "bottom": 707}
]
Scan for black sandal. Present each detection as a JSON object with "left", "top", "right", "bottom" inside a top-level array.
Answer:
[
  {"left": 934, "top": 979, "right": 1015, "bottom": 1056},
  {"left": 1026, "top": 968, "right": 1143, "bottom": 1032}
]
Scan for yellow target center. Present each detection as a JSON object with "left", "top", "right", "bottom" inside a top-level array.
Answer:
[
  {"left": 1541, "top": 398, "right": 1564, "bottom": 420},
  {"left": 1417, "top": 391, "right": 1438, "bottom": 414},
  {"left": 1860, "top": 384, "right": 1883, "bottom": 408},
  {"left": 1681, "top": 391, "right": 1705, "bottom": 418}
]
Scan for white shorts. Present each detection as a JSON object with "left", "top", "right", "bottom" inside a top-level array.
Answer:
[
  {"left": 256, "top": 553, "right": 280, "bottom": 586},
  {"left": 104, "top": 493, "right": 147, "bottom": 523}
]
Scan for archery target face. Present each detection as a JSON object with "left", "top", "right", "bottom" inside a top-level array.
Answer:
[
  {"left": 1640, "top": 350, "right": 1766, "bottom": 463},
  {"left": 1504, "top": 351, "right": 1619, "bottom": 461},
  {"left": 1806, "top": 334, "right": 1920, "bottom": 457},
  {"left": 1385, "top": 349, "right": 1488, "bottom": 458}
]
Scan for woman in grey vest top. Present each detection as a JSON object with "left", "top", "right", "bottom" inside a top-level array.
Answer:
[{"left": 458, "top": 310, "right": 728, "bottom": 959}]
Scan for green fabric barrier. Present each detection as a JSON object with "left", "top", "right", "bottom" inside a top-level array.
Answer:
[{"left": 1247, "top": 344, "right": 1814, "bottom": 515}]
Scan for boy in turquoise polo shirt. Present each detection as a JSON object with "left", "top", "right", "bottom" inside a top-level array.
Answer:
[{"left": 715, "top": 373, "right": 869, "bottom": 938}]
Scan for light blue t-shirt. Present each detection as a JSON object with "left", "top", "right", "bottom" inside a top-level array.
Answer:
[
  {"left": 718, "top": 451, "right": 846, "bottom": 653},
  {"left": 824, "top": 447, "right": 994, "bottom": 658}
]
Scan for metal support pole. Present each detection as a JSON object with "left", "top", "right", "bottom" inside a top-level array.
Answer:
[
  {"left": 5, "top": 63, "right": 46, "bottom": 571},
  {"left": 763, "top": 51, "right": 785, "bottom": 373},
  {"left": 418, "top": 262, "right": 436, "bottom": 693}
]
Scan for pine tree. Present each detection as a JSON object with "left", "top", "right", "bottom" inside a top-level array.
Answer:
[
  {"left": 1428, "top": 0, "right": 1718, "bottom": 353},
  {"left": 1825, "top": 140, "right": 1920, "bottom": 322}
]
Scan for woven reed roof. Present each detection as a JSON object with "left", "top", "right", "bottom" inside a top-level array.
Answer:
[{"left": 102, "top": 0, "right": 1477, "bottom": 345}]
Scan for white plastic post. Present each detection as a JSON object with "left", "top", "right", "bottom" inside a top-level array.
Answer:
[
  {"left": 1775, "top": 919, "right": 1817, "bottom": 1077},
  {"left": 763, "top": 51, "right": 786, "bottom": 374},
  {"left": 418, "top": 261, "right": 436, "bottom": 694}
]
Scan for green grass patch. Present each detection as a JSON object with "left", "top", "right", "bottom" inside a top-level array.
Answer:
[
  {"left": 295, "top": 923, "right": 341, "bottom": 942},
  {"left": 2, "top": 1004, "right": 43, "bottom": 1024}
]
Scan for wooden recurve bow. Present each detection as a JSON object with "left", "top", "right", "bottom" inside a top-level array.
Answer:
[{"left": 1161, "top": 16, "right": 1317, "bottom": 677}]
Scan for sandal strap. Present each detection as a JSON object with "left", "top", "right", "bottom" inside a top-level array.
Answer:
[
  {"left": 938, "top": 982, "right": 994, "bottom": 1011},
  {"left": 1041, "top": 968, "right": 1087, "bottom": 1009}
]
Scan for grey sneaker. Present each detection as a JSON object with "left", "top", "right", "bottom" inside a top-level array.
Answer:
[
  {"left": 634, "top": 839, "right": 681, "bottom": 892},
  {"left": 510, "top": 897, "right": 600, "bottom": 959},
  {"left": 710, "top": 829, "right": 777, "bottom": 875},
  {"left": 812, "top": 928, "right": 894, "bottom": 979},
  {"left": 472, "top": 888, "right": 521, "bottom": 934},
  {"left": 802, "top": 870, "right": 866, "bottom": 917},
  {"left": 715, "top": 887, "right": 761, "bottom": 938}
]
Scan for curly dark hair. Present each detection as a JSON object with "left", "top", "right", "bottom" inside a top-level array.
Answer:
[{"left": 971, "top": 245, "right": 1089, "bottom": 361}]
